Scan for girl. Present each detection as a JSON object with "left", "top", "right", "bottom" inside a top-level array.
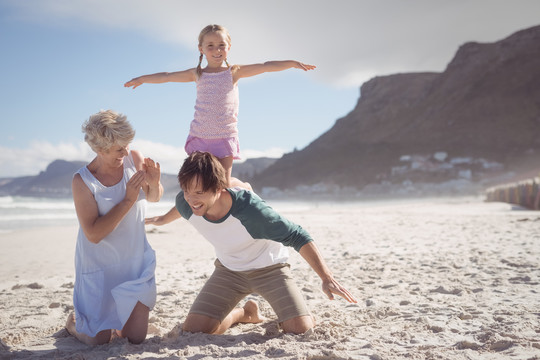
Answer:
[{"left": 124, "top": 24, "right": 315, "bottom": 188}]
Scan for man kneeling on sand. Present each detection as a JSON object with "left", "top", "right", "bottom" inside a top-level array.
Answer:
[{"left": 146, "top": 151, "right": 357, "bottom": 334}]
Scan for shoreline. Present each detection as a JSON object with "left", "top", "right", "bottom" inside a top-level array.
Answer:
[{"left": 1, "top": 198, "right": 539, "bottom": 359}]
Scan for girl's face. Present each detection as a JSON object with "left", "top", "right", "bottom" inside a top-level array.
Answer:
[{"left": 199, "top": 31, "right": 230, "bottom": 67}]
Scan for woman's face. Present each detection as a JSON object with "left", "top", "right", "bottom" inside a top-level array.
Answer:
[{"left": 100, "top": 144, "right": 129, "bottom": 167}]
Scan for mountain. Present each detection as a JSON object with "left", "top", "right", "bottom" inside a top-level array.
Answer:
[
  {"left": 0, "top": 160, "right": 86, "bottom": 198},
  {"left": 0, "top": 157, "right": 276, "bottom": 199},
  {"left": 252, "top": 25, "right": 540, "bottom": 193}
]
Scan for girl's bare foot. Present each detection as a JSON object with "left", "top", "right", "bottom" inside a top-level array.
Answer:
[{"left": 242, "top": 300, "right": 266, "bottom": 323}]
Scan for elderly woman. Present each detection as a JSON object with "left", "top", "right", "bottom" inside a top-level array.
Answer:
[{"left": 65, "top": 110, "right": 163, "bottom": 345}]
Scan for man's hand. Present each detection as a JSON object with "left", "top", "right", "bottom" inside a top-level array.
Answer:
[
  {"left": 145, "top": 216, "right": 167, "bottom": 226},
  {"left": 322, "top": 277, "right": 358, "bottom": 303},
  {"left": 299, "top": 242, "right": 358, "bottom": 303},
  {"left": 145, "top": 206, "right": 182, "bottom": 226}
]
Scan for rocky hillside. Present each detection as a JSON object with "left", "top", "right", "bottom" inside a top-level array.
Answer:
[
  {"left": 0, "top": 160, "right": 87, "bottom": 198},
  {"left": 252, "top": 25, "right": 540, "bottom": 192}
]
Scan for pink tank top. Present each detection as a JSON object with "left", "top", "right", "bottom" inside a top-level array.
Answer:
[{"left": 190, "top": 67, "right": 239, "bottom": 139}]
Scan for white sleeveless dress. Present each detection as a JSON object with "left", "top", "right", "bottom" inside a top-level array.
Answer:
[{"left": 73, "top": 152, "right": 156, "bottom": 336}]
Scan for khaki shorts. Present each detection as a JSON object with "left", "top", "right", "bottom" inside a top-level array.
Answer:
[{"left": 188, "top": 260, "right": 310, "bottom": 323}]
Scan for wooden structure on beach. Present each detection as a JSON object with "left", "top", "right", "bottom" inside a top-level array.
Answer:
[{"left": 485, "top": 176, "right": 540, "bottom": 210}]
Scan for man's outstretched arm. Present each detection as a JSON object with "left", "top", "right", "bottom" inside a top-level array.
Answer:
[
  {"left": 299, "top": 242, "right": 358, "bottom": 303},
  {"left": 145, "top": 206, "right": 182, "bottom": 226}
]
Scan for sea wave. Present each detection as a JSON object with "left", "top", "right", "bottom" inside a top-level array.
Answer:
[
  {"left": 0, "top": 196, "right": 74, "bottom": 210},
  {"left": 0, "top": 213, "right": 77, "bottom": 221},
  {"left": 0, "top": 196, "right": 177, "bottom": 232},
  {"left": 0, "top": 196, "right": 74, "bottom": 231}
]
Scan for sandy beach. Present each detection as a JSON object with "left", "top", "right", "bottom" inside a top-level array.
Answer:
[{"left": 1, "top": 197, "right": 539, "bottom": 359}]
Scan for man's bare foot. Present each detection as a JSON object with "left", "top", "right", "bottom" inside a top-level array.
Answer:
[{"left": 242, "top": 300, "right": 266, "bottom": 324}]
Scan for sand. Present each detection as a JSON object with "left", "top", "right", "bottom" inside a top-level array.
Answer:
[{"left": 1, "top": 197, "right": 539, "bottom": 359}]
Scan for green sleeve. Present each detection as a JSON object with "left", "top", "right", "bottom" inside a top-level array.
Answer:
[{"left": 230, "top": 190, "right": 313, "bottom": 252}]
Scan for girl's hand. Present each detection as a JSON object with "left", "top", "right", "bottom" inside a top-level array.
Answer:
[
  {"left": 124, "top": 78, "right": 143, "bottom": 89},
  {"left": 295, "top": 62, "right": 316, "bottom": 71},
  {"left": 125, "top": 170, "right": 145, "bottom": 203},
  {"left": 143, "top": 158, "right": 161, "bottom": 187}
]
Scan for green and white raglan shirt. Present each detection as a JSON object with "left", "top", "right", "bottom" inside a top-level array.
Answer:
[{"left": 175, "top": 188, "right": 314, "bottom": 271}]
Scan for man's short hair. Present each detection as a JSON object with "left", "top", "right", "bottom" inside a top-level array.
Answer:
[{"left": 178, "top": 151, "right": 228, "bottom": 193}]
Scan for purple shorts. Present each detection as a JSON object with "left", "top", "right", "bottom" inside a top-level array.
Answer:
[{"left": 185, "top": 135, "right": 241, "bottom": 160}]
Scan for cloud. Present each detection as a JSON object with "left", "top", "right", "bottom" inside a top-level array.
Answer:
[
  {"left": 131, "top": 139, "right": 187, "bottom": 175},
  {"left": 7, "top": 0, "right": 540, "bottom": 87},
  {"left": 0, "top": 141, "right": 94, "bottom": 178},
  {"left": 0, "top": 140, "right": 284, "bottom": 178}
]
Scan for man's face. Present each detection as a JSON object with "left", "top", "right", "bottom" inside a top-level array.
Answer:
[{"left": 182, "top": 176, "right": 220, "bottom": 217}]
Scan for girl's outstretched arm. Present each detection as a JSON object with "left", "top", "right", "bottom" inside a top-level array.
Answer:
[
  {"left": 233, "top": 61, "right": 315, "bottom": 81},
  {"left": 124, "top": 68, "right": 197, "bottom": 89}
]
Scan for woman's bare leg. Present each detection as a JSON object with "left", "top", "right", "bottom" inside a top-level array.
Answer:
[{"left": 116, "top": 301, "right": 150, "bottom": 344}]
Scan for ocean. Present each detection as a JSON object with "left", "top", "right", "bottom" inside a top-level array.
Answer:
[
  {"left": 0, "top": 196, "right": 177, "bottom": 233},
  {"left": 0, "top": 194, "right": 489, "bottom": 234},
  {"left": 0, "top": 193, "right": 352, "bottom": 234}
]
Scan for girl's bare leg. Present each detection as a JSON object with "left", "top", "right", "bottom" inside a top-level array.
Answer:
[
  {"left": 65, "top": 312, "right": 112, "bottom": 345},
  {"left": 218, "top": 156, "right": 252, "bottom": 190}
]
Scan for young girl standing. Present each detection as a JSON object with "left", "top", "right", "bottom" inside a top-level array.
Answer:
[{"left": 124, "top": 24, "right": 315, "bottom": 188}]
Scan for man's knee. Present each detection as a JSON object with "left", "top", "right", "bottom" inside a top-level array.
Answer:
[
  {"left": 182, "top": 313, "right": 220, "bottom": 334},
  {"left": 280, "top": 315, "right": 315, "bottom": 334}
]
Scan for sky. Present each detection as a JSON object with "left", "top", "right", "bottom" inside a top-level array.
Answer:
[{"left": 1, "top": 0, "right": 539, "bottom": 177}]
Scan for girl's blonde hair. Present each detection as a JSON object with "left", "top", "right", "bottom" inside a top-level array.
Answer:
[
  {"left": 82, "top": 110, "right": 135, "bottom": 153},
  {"left": 197, "top": 24, "right": 231, "bottom": 77}
]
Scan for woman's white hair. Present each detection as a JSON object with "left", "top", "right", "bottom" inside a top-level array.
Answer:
[{"left": 82, "top": 110, "right": 135, "bottom": 152}]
